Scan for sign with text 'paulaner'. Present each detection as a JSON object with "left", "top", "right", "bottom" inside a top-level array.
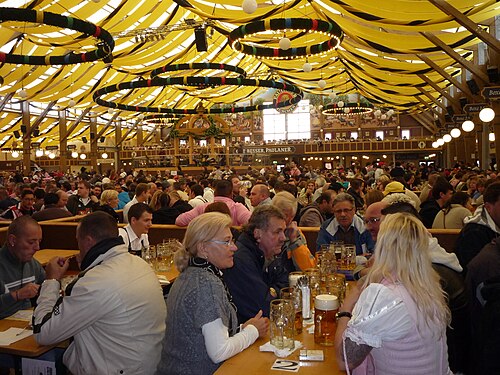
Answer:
[{"left": 243, "top": 146, "right": 296, "bottom": 154}]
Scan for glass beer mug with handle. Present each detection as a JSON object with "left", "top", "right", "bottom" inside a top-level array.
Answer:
[
  {"left": 314, "top": 294, "right": 339, "bottom": 346},
  {"left": 280, "top": 287, "right": 303, "bottom": 334},
  {"left": 270, "top": 299, "right": 295, "bottom": 350}
]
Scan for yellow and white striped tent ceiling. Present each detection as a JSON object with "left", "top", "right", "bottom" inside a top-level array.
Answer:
[{"left": 0, "top": 0, "right": 498, "bottom": 148}]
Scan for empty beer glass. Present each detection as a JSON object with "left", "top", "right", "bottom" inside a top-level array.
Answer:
[
  {"left": 270, "top": 299, "right": 295, "bottom": 350},
  {"left": 280, "top": 287, "right": 303, "bottom": 334}
]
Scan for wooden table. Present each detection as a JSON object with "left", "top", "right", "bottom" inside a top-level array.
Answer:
[
  {"left": 215, "top": 325, "right": 346, "bottom": 374},
  {"left": 156, "top": 267, "right": 180, "bottom": 283},
  {"left": 34, "top": 249, "right": 79, "bottom": 266},
  {"left": 0, "top": 318, "right": 60, "bottom": 357}
]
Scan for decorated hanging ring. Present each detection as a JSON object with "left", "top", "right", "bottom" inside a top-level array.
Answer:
[
  {"left": 142, "top": 114, "right": 179, "bottom": 126},
  {"left": 150, "top": 62, "right": 246, "bottom": 78},
  {"left": 322, "top": 102, "right": 374, "bottom": 116},
  {"left": 93, "top": 76, "right": 303, "bottom": 114},
  {"left": 228, "top": 18, "right": 343, "bottom": 60},
  {"left": 0, "top": 7, "right": 114, "bottom": 65}
]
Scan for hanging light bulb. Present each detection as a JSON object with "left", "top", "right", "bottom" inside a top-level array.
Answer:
[
  {"left": 317, "top": 79, "right": 327, "bottom": 89},
  {"left": 11, "top": 151, "right": 19, "bottom": 158},
  {"left": 102, "top": 152, "right": 108, "bottom": 159},
  {"left": 479, "top": 107, "right": 495, "bottom": 122},
  {"left": 242, "top": 0, "right": 257, "bottom": 14},
  {"left": 489, "top": 132, "right": 495, "bottom": 142},
  {"left": 18, "top": 89, "right": 27, "bottom": 99},
  {"left": 344, "top": 108, "right": 350, "bottom": 114},
  {"left": 450, "top": 128, "right": 461, "bottom": 138},
  {"left": 443, "top": 134, "right": 452, "bottom": 143},
  {"left": 68, "top": 99, "right": 76, "bottom": 107},
  {"left": 48, "top": 152, "right": 56, "bottom": 159},
  {"left": 303, "top": 62, "right": 312, "bottom": 73},
  {"left": 35, "top": 149, "right": 43, "bottom": 157},
  {"left": 71, "top": 151, "right": 79, "bottom": 158},
  {"left": 138, "top": 113, "right": 145, "bottom": 120},
  {"left": 462, "top": 120, "right": 475, "bottom": 132},
  {"left": 436, "top": 138, "right": 445, "bottom": 146},
  {"left": 337, "top": 100, "right": 344, "bottom": 108},
  {"left": 107, "top": 108, "right": 113, "bottom": 115},
  {"left": 80, "top": 153, "right": 87, "bottom": 160},
  {"left": 328, "top": 91, "right": 336, "bottom": 99},
  {"left": 432, "top": 142, "right": 439, "bottom": 148},
  {"left": 279, "top": 37, "right": 291, "bottom": 50}
]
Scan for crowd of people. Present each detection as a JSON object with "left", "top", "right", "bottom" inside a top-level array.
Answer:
[{"left": 0, "top": 159, "right": 499, "bottom": 374}]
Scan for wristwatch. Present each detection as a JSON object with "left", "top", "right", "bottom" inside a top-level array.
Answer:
[{"left": 335, "top": 311, "right": 352, "bottom": 321}]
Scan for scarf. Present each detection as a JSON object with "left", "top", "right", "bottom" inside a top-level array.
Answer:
[
  {"left": 188, "top": 257, "right": 238, "bottom": 334},
  {"left": 80, "top": 237, "right": 125, "bottom": 271}
]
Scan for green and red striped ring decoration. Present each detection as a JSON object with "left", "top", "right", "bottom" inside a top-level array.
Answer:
[
  {"left": 150, "top": 62, "right": 246, "bottom": 78},
  {"left": 93, "top": 76, "right": 303, "bottom": 114},
  {"left": 228, "top": 18, "right": 343, "bottom": 60},
  {"left": 0, "top": 7, "right": 114, "bottom": 65}
]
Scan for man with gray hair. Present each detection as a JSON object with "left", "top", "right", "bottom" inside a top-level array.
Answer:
[{"left": 316, "top": 193, "right": 374, "bottom": 254}]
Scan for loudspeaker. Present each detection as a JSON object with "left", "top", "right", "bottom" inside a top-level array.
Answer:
[
  {"left": 466, "top": 79, "right": 480, "bottom": 95},
  {"left": 459, "top": 97, "right": 468, "bottom": 109},
  {"left": 446, "top": 106, "right": 454, "bottom": 116},
  {"left": 82, "top": 136, "right": 88, "bottom": 143},
  {"left": 13, "top": 130, "right": 20, "bottom": 139},
  {"left": 90, "top": 132, "right": 95, "bottom": 140},
  {"left": 487, "top": 66, "right": 499, "bottom": 83},
  {"left": 33, "top": 128, "right": 39, "bottom": 137},
  {"left": 100, "top": 136, "right": 105, "bottom": 143},
  {"left": 194, "top": 28, "right": 208, "bottom": 52},
  {"left": 20, "top": 125, "right": 26, "bottom": 134}
]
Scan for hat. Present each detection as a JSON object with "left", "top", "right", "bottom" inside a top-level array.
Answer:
[
  {"left": 383, "top": 181, "right": 405, "bottom": 196},
  {"left": 328, "top": 182, "right": 344, "bottom": 193},
  {"left": 102, "top": 177, "right": 111, "bottom": 184}
]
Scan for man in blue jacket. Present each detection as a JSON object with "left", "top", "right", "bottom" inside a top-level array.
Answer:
[{"left": 316, "top": 193, "right": 374, "bottom": 255}]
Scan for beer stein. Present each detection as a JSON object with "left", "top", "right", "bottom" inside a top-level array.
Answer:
[
  {"left": 314, "top": 294, "right": 339, "bottom": 346},
  {"left": 341, "top": 245, "right": 356, "bottom": 270},
  {"left": 280, "top": 287, "right": 303, "bottom": 334},
  {"left": 270, "top": 299, "right": 295, "bottom": 350}
]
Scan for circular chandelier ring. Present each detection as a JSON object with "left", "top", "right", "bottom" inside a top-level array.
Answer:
[
  {"left": 93, "top": 76, "right": 303, "bottom": 114},
  {"left": 142, "top": 114, "right": 179, "bottom": 126},
  {"left": 228, "top": 18, "right": 343, "bottom": 60},
  {"left": 322, "top": 102, "right": 374, "bottom": 116},
  {"left": 150, "top": 62, "right": 246, "bottom": 78},
  {"left": 0, "top": 7, "right": 114, "bottom": 65}
]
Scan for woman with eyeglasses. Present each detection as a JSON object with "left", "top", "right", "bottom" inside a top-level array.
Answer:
[{"left": 155, "top": 212, "right": 269, "bottom": 375}]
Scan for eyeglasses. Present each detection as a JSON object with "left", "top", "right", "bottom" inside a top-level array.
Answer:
[
  {"left": 209, "top": 239, "right": 235, "bottom": 247},
  {"left": 334, "top": 208, "right": 354, "bottom": 215},
  {"left": 364, "top": 217, "right": 381, "bottom": 225}
]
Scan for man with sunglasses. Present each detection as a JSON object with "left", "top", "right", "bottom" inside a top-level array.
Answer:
[{"left": 316, "top": 193, "right": 374, "bottom": 255}]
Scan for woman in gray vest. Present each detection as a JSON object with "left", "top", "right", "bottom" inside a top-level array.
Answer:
[{"left": 156, "top": 212, "right": 269, "bottom": 375}]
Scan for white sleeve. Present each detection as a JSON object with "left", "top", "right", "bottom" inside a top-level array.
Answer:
[
  {"left": 202, "top": 318, "right": 259, "bottom": 363},
  {"left": 344, "top": 283, "right": 413, "bottom": 348}
]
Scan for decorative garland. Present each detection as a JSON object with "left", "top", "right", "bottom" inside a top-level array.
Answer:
[
  {"left": 93, "top": 76, "right": 303, "bottom": 114},
  {"left": 0, "top": 7, "right": 114, "bottom": 65},
  {"left": 143, "top": 114, "right": 179, "bottom": 126},
  {"left": 228, "top": 18, "right": 343, "bottom": 60},
  {"left": 150, "top": 62, "right": 246, "bottom": 78},
  {"left": 322, "top": 102, "right": 374, "bottom": 116}
]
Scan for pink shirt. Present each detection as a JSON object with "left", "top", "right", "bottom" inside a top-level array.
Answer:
[{"left": 175, "top": 196, "right": 251, "bottom": 227}]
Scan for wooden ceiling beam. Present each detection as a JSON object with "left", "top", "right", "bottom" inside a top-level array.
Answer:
[
  {"left": 428, "top": 0, "right": 500, "bottom": 55},
  {"left": 417, "top": 87, "right": 448, "bottom": 113},
  {"left": 24, "top": 101, "right": 56, "bottom": 140},
  {"left": 140, "top": 130, "right": 156, "bottom": 146},
  {"left": 60, "top": 107, "right": 91, "bottom": 142},
  {"left": 421, "top": 31, "right": 490, "bottom": 84},
  {"left": 96, "top": 111, "right": 121, "bottom": 139},
  {"left": 416, "top": 95, "right": 442, "bottom": 122},
  {"left": 410, "top": 113, "right": 437, "bottom": 134},
  {"left": 0, "top": 93, "right": 14, "bottom": 113},
  {"left": 417, "top": 54, "right": 476, "bottom": 101},
  {"left": 115, "top": 119, "right": 140, "bottom": 147},
  {"left": 417, "top": 73, "right": 459, "bottom": 109}
]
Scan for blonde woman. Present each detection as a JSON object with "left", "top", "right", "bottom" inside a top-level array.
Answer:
[
  {"left": 156, "top": 212, "right": 268, "bottom": 375},
  {"left": 94, "top": 189, "right": 119, "bottom": 221},
  {"left": 334, "top": 213, "right": 452, "bottom": 375}
]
